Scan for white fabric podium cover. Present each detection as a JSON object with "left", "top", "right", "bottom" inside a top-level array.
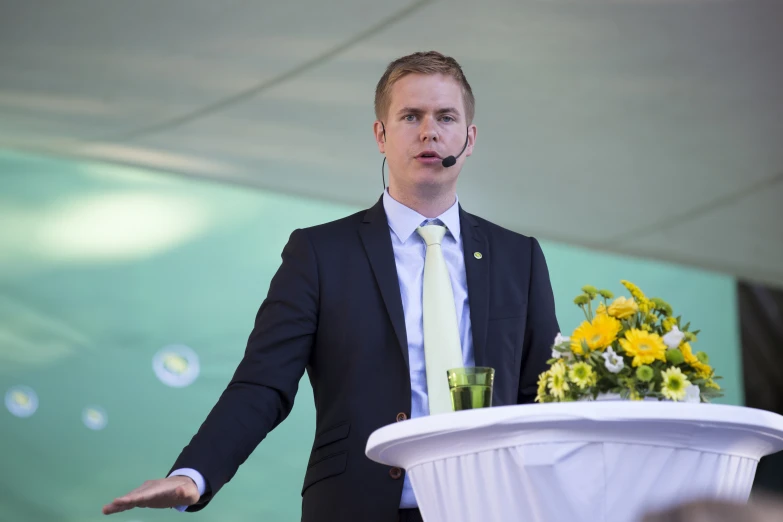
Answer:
[{"left": 366, "top": 402, "right": 783, "bottom": 522}]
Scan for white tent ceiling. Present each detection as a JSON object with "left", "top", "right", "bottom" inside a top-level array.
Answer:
[{"left": 1, "top": 0, "right": 782, "bottom": 287}]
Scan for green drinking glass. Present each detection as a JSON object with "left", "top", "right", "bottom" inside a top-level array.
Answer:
[{"left": 446, "top": 367, "right": 495, "bottom": 411}]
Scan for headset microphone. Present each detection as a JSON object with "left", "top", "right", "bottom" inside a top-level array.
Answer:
[
  {"left": 381, "top": 124, "right": 470, "bottom": 189},
  {"left": 441, "top": 128, "right": 470, "bottom": 168}
]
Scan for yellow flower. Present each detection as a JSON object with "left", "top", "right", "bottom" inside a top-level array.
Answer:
[
  {"left": 548, "top": 361, "right": 570, "bottom": 399},
  {"left": 570, "top": 314, "right": 622, "bottom": 354},
  {"left": 680, "top": 342, "right": 698, "bottom": 363},
  {"left": 621, "top": 281, "right": 652, "bottom": 315},
  {"left": 596, "top": 302, "right": 608, "bottom": 316},
  {"left": 621, "top": 280, "right": 647, "bottom": 302},
  {"left": 536, "top": 371, "right": 549, "bottom": 402},
  {"left": 621, "top": 280, "right": 643, "bottom": 297},
  {"left": 662, "top": 317, "right": 677, "bottom": 332},
  {"left": 550, "top": 360, "right": 567, "bottom": 376},
  {"left": 619, "top": 329, "right": 667, "bottom": 367},
  {"left": 568, "top": 362, "right": 595, "bottom": 389},
  {"left": 608, "top": 296, "right": 639, "bottom": 319},
  {"left": 661, "top": 367, "right": 691, "bottom": 401},
  {"left": 680, "top": 343, "right": 712, "bottom": 377}
]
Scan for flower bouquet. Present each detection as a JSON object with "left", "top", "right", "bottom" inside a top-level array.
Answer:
[{"left": 536, "top": 281, "right": 723, "bottom": 403}]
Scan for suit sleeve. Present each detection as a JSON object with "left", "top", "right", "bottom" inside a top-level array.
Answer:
[
  {"left": 517, "top": 237, "right": 559, "bottom": 404},
  {"left": 169, "top": 228, "right": 319, "bottom": 511}
]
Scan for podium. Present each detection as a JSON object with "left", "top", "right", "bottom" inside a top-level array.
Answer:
[{"left": 365, "top": 402, "right": 783, "bottom": 522}]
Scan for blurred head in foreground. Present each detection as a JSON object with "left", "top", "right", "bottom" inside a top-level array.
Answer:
[{"left": 641, "top": 495, "right": 783, "bottom": 522}]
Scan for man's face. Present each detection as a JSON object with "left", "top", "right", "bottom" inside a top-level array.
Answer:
[{"left": 374, "top": 73, "right": 476, "bottom": 196}]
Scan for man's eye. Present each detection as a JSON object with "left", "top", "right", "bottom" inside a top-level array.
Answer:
[
  {"left": 404, "top": 115, "right": 416, "bottom": 121},
  {"left": 441, "top": 116, "right": 454, "bottom": 123}
]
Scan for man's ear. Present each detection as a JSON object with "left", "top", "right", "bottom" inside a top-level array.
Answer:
[
  {"left": 464, "top": 124, "right": 478, "bottom": 158},
  {"left": 373, "top": 120, "right": 386, "bottom": 153}
]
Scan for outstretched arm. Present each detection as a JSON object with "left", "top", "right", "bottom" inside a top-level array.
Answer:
[{"left": 102, "top": 228, "right": 320, "bottom": 514}]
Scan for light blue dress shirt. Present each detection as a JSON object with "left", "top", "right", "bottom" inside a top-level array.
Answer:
[
  {"left": 382, "top": 189, "right": 475, "bottom": 508},
  {"left": 171, "top": 190, "right": 475, "bottom": 511}
]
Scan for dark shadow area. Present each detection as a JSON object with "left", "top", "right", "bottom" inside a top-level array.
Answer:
[{"left": 739, "top": 281, "right": 783, "bottom": 495}]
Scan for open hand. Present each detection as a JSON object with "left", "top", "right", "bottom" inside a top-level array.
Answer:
[{"left": 102, "top": 476, "right": 199, "bottom": 515}]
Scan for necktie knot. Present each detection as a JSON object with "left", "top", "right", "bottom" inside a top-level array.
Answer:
[{"left": 416, "top": 224, "right": 447, "bottom": 246}]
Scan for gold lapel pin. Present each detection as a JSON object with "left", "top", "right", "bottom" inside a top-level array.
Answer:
[{"left": 474, "top": 252, "right": 483, "bottom": 259}]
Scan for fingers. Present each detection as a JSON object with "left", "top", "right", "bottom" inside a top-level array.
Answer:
[
  {"left": 124, "top": 482, "right": 167, "bottom": 509},
  {"left": 102, "top": 489, "right": 148, "bottom": 515},
  {"left": 102, "top": 477, "right": 199, "bottom": 515},
  {"left": 102, "top": 498, "right": 133, "bottom": 515},
  {"left": 101, "top": 482, "right": 159, "bottom": 515}
]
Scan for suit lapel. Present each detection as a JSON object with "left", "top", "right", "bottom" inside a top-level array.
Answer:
[
  {"left": 460, "top": 207, "right": 489, "bottom": 367},
  {"left": 359, "top": 197, "right": 409, "bottom": 368}
]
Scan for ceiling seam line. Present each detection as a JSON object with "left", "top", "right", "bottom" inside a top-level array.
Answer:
[
  {"left": 601, "top": 169, "right": 783, "bottom": 248},
  {"left": 104, "top": 0, "right": 437, "bottom": 143}
]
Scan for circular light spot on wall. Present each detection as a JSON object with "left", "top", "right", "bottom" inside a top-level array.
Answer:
[
  {"left": 82, "top": 405, "right": 108, "bottom": 430},
  {"left": 153, "top": 344, "right": 200, "bottom": 388},
  {"left": 5, "top": 385, "right": 39, "bottom": 418}
]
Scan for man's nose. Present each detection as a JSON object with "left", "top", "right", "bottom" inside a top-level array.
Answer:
[{"left": 419, "top": 117, "right": 438, "bottom": 142}]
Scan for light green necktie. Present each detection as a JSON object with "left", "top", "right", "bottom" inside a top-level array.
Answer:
[{"left": 416, "top": 224, "right": 464, "bottom": 415}]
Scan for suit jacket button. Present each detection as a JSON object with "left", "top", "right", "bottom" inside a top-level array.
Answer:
[
  {"left": 389, "top": 467, "right": 402, "bottom": 479},
  {"left": 396, "top": 412, "right": 407, "bottom": 422}
]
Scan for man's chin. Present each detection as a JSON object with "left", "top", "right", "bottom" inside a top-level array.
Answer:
[
  {"left": 411, "top": 174, "right": 457, "bottom": 194},
  {"left": 412, "top": 165, "right": 452, "bottom": 179},
  {"left": 391, "top": 167, "right": 458, "bottom": 192}
]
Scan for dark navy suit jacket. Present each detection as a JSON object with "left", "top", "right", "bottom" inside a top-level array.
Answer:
[{"left": 170, "top": 196, "right": 560, "bottom": 521}]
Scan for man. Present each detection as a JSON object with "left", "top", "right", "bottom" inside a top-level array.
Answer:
[{"left": 102, "top": 51, "right": 559, "bottom": 522}]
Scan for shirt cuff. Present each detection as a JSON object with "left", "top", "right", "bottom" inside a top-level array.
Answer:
[{"left": 169, "top": 468, "right": 206, "bottom": 511}]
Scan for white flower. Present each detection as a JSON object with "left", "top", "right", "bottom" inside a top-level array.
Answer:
[
  {"left": 552, "top": 333, "right": 573, "bottom": 360},
  {"left": 602, "top": 347, "right": 625, "bottom": 374},
  {"left": 662, "top": 326, "right": 685, "bottom": 349},
  {"left": 684, "top": 384, "right": 701, "bottom": 403}
]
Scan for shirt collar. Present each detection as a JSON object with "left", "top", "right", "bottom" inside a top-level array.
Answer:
[{"left": 382, "top": 189, "right": 461, "bottom": 243}]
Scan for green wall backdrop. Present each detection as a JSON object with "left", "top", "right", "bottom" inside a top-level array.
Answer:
[{"left": 0, "top": 151, "right": 742, "bottom": 522}]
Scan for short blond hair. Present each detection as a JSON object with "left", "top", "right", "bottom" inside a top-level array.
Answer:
[
  {"left": 642, "top": 496, "right": 783, "bottom": 522},
  {"left": 374, "top": 51, "right": 475, "bottom": 124}
]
